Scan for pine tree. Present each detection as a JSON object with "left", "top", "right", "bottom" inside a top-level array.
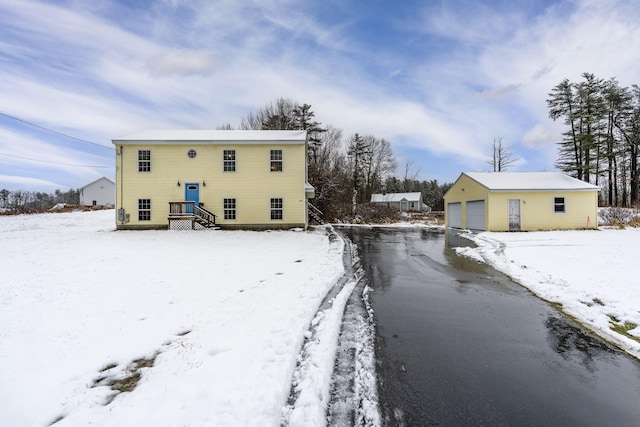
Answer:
[{"left": 548, "top": 78, "right": 583, "bottom": 179}]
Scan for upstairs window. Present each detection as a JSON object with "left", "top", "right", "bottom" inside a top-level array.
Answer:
[
  {"left": 270, "top": 149, "right": 283, "bottom": 172},
  {"left": 270, "top": 198, "right": 283, "bottom": 220},
  {"left": 138, "top": 150, "right": 151, "bottom": 172},
  {"left": 553, "top": 196, "right": 566, "bottom": 213},
  {"left": 138, "top": 198, "right": 151, "bottom": 221},
  {"left": 223, "top": 150, "right": 236, "bottom": 172}
]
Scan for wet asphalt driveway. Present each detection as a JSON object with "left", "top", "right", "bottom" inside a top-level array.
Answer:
[{"left": 341, "top": 227, "right": 640, "bottom": 426}]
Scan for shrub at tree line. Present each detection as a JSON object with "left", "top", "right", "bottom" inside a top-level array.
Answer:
[{"left": 0, "top": 188, "right": 79, "bottom": 213}]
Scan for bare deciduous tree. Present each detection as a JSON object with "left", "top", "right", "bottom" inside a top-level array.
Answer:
[
  {"left": 488, "top": 137, "right": 516, "bottom": 172},
  {"left": 239, "top": 98, "right": 298, "bottom": 130}
]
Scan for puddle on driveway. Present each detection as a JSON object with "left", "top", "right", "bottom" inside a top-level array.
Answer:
[{"left": 342, "top": 227, "right": 640, "bottom": 426}]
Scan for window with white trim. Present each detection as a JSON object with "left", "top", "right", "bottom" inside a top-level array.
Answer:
[
  {"left": 138, "top": 198, "right": 151, "bottom": 221},
  {"left": 138, "top": 150, "right": 151, "bottom": 172},
  {"left": 553, "top": 196, "right": 566, "bottom": 213},
  {"left": 270, "top": 198, "right": 283, "bottom": 220},
  {"left": 224, "top": 198, "right": 236, "bottom": 220},
  {"left": 223, "top": 150, "right": 236, "bottom": 172},
  {"left": 270, "top": 149, "right": 283, "bottom": 172}
]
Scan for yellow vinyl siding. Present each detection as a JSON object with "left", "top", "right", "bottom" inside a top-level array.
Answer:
[
  {"left": 208, "top": 144, "right": 305, "bottom": 226},
  {"left": 488, "top": 191, "right": 598, "bottom": 231},
  {"left": 444, "top": 172, "right": 599, "bottom": 231},
  {"left": 115, "top": 142, "right": 307, "bottom": 229},
  {"left": 444, "top": 174, "right": 489, "bottom": 229}
]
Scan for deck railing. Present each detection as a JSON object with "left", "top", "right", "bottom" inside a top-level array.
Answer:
[
  {"left": 194, "top": 204, "right": 216, "bottom": 226},
  {"left": 168, "top": 201, "right": 217, "bottom": 229},
  {"left": 308, "top": 202, "right": 324, "bottom": 224}
]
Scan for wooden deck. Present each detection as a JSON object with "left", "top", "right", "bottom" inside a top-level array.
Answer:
[{"left": 168, "top": 201, "right": 217, "bottom": 229}]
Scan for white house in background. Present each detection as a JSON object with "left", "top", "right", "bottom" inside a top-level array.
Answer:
[
  {"left": 80, "top": 177, "right": 115, "bottom": 207},
  {"left": 370, "top": 192, "right": 430, "bottom": 212}
]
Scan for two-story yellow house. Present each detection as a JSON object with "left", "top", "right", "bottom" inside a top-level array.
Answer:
[{"left": 112, "top": 130, "right": 314, "bottom": 230}]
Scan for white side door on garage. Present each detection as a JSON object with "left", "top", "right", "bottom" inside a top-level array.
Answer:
[
  {"left": 447, "top": 202, "right": 462, "bottom": 228},
  {"left": 466, "top": 200, "right": 485, "bottom": 230}
]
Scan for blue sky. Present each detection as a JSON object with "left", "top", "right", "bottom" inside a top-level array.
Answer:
[{"left": 1, "top": 0, "right": 640, "bottom": 191}]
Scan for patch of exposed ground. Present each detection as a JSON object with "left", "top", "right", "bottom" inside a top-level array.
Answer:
[
  {"left": 608, "top": 315, "right": 640, "bottom": 343},
  {"left": 92, "top": 353, "right": 159, "bottom": 405}
]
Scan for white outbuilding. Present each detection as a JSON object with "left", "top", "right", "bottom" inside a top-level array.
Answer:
[
  {"left": 80, "top": 177, "right": 115, "bottom": 207},
  {"left": 370, "top": 192, "right": 430, "bottom": 212}
]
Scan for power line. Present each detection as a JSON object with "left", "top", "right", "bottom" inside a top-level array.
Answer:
[
  {"left": 0, "top": 111, "right": 115, "bottom": 151},
  {"left": 0, "top": 152, "right": 112, "bottom": 168}
]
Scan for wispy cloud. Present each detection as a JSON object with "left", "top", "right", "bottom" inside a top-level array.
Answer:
[
  {"left": 146, "top": 49, "right": 217, "bottom": 76},
  {"left": 1, "top": 0, "right": 640, "bottom": 190}
]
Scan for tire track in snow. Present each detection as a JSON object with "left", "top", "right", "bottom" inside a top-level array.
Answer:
[{"left": 281, "top": 227, "right": 380, "bottom": 426}]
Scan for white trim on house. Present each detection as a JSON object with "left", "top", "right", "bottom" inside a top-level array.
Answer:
[{"left": 113, "top": 130, "right": 308, "bottom": 145}]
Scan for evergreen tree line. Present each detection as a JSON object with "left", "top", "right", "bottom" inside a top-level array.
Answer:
[
  {"left": 547, "top": 73, "right": 640, "bottom": 206},
  {"left": 221, "top": 98, "right": 451, "bottom": 220},
  {"left": 0, "top": 188, "right": 80, "bottom": 212}
]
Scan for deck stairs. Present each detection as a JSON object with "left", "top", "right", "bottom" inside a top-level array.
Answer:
[
  {"left": 308, "top": 202, "right": 325, "bottom": 225},
  {"left": 168, "top": 201, "right": 219, "bottom": 230}
]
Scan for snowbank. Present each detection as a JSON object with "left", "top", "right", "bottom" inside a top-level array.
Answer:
[
  {"left": 459, "top": 228, "right": 640, "bottom": 359},
  {"left": 0, "top": 210, "right": 347, "bottom": 426}
]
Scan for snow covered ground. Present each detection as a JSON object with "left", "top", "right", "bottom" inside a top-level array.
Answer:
[
  {"left": 457, "top": 227, "right": 640, "bottom": 359},
  {"left": 0, "top": 209, "right": 366, "bottom": 427},
  {"left": 4, "top": 208, "right": 638, "bottom": 426}
]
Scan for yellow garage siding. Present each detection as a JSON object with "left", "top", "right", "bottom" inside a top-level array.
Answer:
[
  {"left": 488, "top": 191, "right": 597, "bottom": 231},
  {"left": 444, "top": 172, "right": 599, "bottom": 231},
  {"left": 114, "top": 134, "right": 309, "bottom": 230},
  {"left": 443, "top": 174, "right": 489, "bottom": 229}
]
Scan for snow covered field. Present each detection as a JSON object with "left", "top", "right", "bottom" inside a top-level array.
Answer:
[
  {"left": 0, "top": 210, "right": 355, "bottom": 427},
  {"left": 458, "top": 227, "right": 640, "bottom": 359},
  {"left": 3, "top": 209, "right": 639, "bottom": 426}
]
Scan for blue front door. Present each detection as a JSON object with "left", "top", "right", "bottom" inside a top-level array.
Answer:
[{"left": 185, "top": 183, "right": 199, "bottom": 213}]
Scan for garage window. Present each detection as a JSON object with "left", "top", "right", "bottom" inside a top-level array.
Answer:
[{"left": 553, "top": 196, "right": 566, "bottom": 213}]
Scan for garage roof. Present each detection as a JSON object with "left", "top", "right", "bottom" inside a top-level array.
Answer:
[{"left": 465, "top": 172, "right": 599, "bottom": 191}]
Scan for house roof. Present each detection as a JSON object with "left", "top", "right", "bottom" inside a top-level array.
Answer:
[
  {"left": 80, "top": 177, "right": 115, "bottom": 190},
  {"left": 371, "top": 192, "right": 422, "bottom": 203},
  {"left": 112, "top": 130, "right": 308, "bottom": 145},
  {"left": 463, "top": 172, "right": 600, "bottom": 191}
]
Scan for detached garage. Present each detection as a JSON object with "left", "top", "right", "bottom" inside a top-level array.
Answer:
[{"left": 444, "top": 172, "right": 599, "bottom": 231}]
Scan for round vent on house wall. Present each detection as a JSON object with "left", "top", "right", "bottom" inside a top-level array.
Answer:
[{"left": 188, "top": 149, "right": 197, "bottom": 158}]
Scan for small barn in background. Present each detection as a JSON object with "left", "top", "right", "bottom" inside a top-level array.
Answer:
[
  {"left": 370, "top": 192, "right": 430, "bottom": 212},
  {"left": 444, "top": 172, "right": 599, "bottom": 231},
  {"left": 80, "top": 177, "right": 115, "bottom": 207}
]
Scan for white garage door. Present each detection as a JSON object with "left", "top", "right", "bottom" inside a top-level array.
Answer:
[
  {"left": 447, "top": 202, "right": 461, "bottom": 228},
  {"left": 466, "top": 200, "right": 485, "bottom": 230}
]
